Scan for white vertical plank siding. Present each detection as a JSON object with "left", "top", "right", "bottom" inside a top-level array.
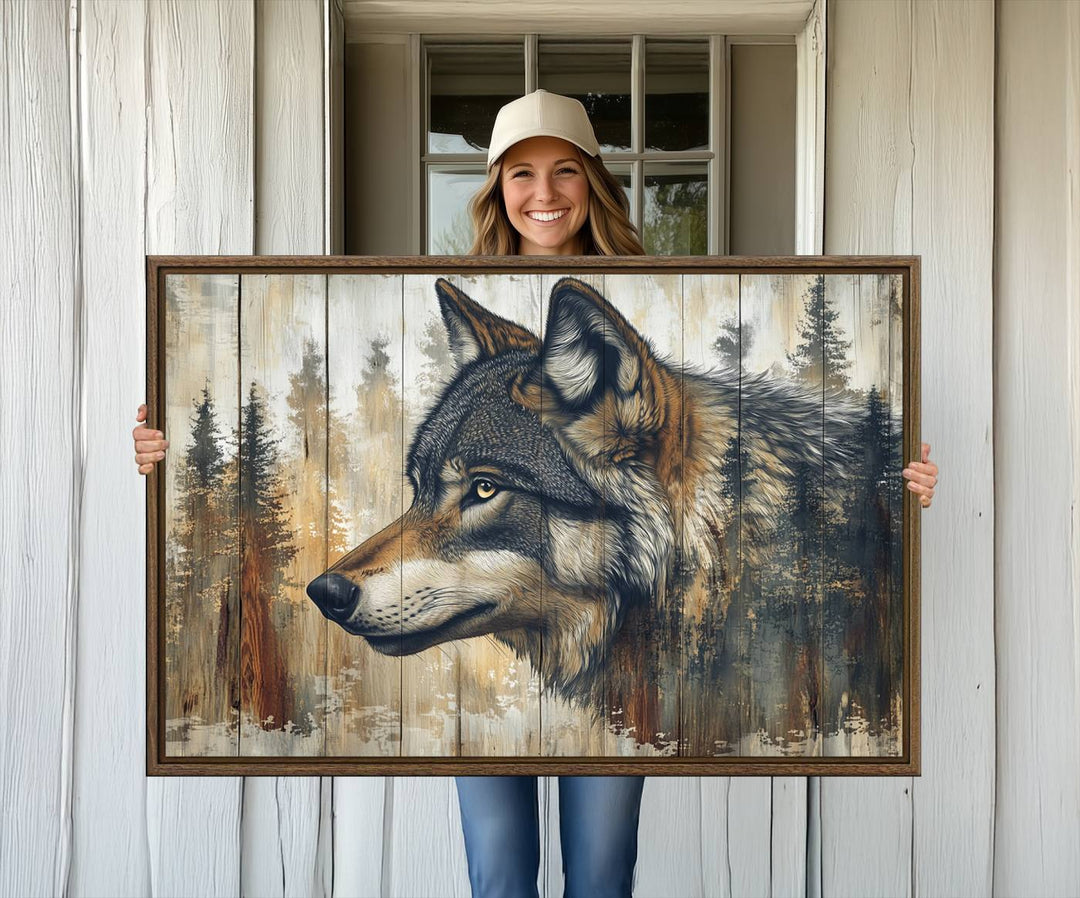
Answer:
[
  {"left": 635, "top": 779, "right": 704, "bottom": 897},
  {"left": 1070, "top": 14, "right": 1080, "bottom": 894},
  {"left": 240, "top": 776, "right": 326, "bottom": 898},
  {"left": 0, "top": 1, "right": 79, "bottom": 895},
  {"left": 908, "top": 3, "right": 995, "bottom": 895},
  {"left": 700, "top": 780, "right": 731, "bottom": 897},
  {"left": 994, "top": 1, "right": 1080, "bottom": 893},
  {"left": 824, "top": 3, "right": 996, "bottom": 898},
  {"left": 69, "top": 0, "right": 152, "bottom": 895},
  {"left": 727, "top": 780, "right": 775, "bottom": 896},
  {"left": 540, "top": 777, "right": 560, "bottom": 898},
  {"left": 143, "top": 1, "right": 253, "bottom": 894},
  {"left": 771, "top": 776, "right": 809, "bottom": 898},
  {"left": 242, "top": 2, "right": 329, "bottom": 897},
  {"left": 387, "top": 777, "right": 471, "bottom": 898},
  {"left": 333, "top": 778, "right": 387, "bottom": 897},
  {"left": 696, "top": 778, "right": 787, "bottom": 898},
  {"left": 255, "top": 0, "right": 325, "bottom": 258}
]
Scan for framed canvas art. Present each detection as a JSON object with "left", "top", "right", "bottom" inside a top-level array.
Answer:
[{"left": 145, "top": 255, "right": 920, "bottom": 776}]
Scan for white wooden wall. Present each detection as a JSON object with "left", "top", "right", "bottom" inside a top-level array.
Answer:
[{"left": 1, "top": 1, "right": 1077, "bottom": 896}]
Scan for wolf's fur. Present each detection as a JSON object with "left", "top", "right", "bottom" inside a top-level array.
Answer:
[{"left": 309, "top": 276, "right": 861, "bottom": 750}]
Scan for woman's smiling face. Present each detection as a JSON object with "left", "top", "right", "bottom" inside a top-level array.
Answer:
[{"left": 499, "top": 136, "right": 590, "bottom": 255}]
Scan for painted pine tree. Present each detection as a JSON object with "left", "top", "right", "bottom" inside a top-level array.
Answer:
[
  {"left": 166, "top": 384, "right": 239, "bottom": 741},
  {"left": 786, "top": 273, "right": 853, "bottom": 391},
  {"left": 238, "top": 381, "right": 299, "bottom": 734}
]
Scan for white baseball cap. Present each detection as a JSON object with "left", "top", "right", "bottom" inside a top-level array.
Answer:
[{"left": 486, "top": 89, "right": 601, "bottom": 169}]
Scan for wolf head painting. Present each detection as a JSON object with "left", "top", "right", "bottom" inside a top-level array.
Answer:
[{"left": 307, "top": 276, "right": 866, "bottom": 753}]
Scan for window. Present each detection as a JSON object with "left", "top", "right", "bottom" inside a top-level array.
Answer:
[
  {"left": 423, "top": 36, "right": 721, "bottom": 256},
  {"left": 340, "top": 33, "right": 801, "bottom": 256}
]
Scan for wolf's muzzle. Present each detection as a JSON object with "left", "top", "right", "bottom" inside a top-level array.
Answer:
[{"left": 306, "top": 573, "right": 359, "bottom": 622}]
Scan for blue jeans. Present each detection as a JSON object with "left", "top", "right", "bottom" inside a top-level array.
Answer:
[{"left": 454, "top": 775, "right": 647, "bottom": 898}]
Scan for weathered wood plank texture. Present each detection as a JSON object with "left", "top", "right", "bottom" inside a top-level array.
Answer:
[
  {"left": 994, "top": 1, "right": 1080, "bottom": 893},
  {"left": 70, "top": 0, "right": 153, "bottom": 895},
  {"left": 0, "top": 1, "right": 78, "bottom": 895},
  {"left": 453, "top": 272, "right": 543, "bottom": 757}
]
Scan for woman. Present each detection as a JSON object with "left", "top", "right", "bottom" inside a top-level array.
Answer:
[
  {"left": 450, "top": 90, "right": 649, "bottom": 898},
  {"left": 131, "top": 90, "right": 940, "bottom": 898}
]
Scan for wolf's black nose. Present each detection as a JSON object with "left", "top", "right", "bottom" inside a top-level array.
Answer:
[{"left": 306, "top": 573, "right": 359, "bottom": 621}]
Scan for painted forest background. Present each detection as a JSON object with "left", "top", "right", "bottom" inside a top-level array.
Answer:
[{"left": 160, "top": 271, "right": 905, "bottom": 758}]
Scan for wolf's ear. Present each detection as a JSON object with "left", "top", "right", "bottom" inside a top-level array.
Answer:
[
  {"left": 540, "top": 277, "right": 648, "bottom": 408},
  {"left": 535, "top": 277, "right": 672, "bottom": 458},
  {"left": 435, "top": 278, "right": 540, "bottom": 367}
]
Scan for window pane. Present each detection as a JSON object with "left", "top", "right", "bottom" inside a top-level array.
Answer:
[
  {"left": 645, "top": 40, "right": 709, "bottom": 152},
  {"left": 604, "top": 163, "right": 634, "bottom": 221},
  {"left": 643, "top": 163, "right": 707, "bottom": 255},
  {"left": 538, "top": 40, "right": 632, "bottom": 153},
  {"left": 428, "top": 44, "right": 524, "bottom": 154},
  {"left": 428, "top": 167, "right": 487, "bottom": 254}
]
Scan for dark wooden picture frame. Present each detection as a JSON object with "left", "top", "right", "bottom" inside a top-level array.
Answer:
[{"left": 146, "top": 255, "right": 920, "bottom": 776}]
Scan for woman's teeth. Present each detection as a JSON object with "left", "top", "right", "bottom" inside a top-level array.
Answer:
[{"left": 527, "top": 209, "right": 567, "bottom": 222}]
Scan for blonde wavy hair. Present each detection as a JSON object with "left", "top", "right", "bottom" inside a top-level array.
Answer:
[{"left": 467, "top": 148, "right": 645, "bottom": 256}]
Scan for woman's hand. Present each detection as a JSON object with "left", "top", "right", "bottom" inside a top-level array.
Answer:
[
  {"left": 133, "top": 403, "right": 169, "bottom": 475},
  {"left": 902, "top": 442, "right": 938, "bottom": 508}
]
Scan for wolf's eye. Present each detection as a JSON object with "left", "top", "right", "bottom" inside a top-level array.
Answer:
[{"left": 473, "top": 479, "right": 498, "bottom": 501}]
